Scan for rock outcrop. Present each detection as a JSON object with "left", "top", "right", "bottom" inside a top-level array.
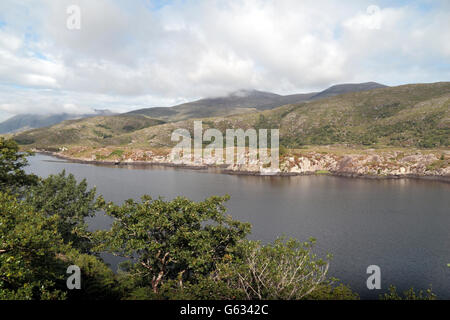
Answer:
[{"left": 38, "top": 146, "right": 450, "bottom": 180}]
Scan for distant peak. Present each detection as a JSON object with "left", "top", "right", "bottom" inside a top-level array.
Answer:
[
  {"left": 326, "top": 82, "right": 387, "bottom": 89},
  {"left": 228, "top": 89, "right": 280, "bottom": 98}
]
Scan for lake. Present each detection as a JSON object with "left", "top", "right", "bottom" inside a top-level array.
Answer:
[{"left": 26, "top": 153, "right": 450, "bottom": 299}]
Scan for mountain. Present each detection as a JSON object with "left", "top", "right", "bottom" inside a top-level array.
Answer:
[
  {"left": 0, "top": 109, "right": 116, "bottom": 134},
  {"left": 126, "top": 82, "right": 387, "bottom": 122},
  {"left": 2, "top": 81, "right": 392, "bottom": 139},
  {"left": 11, "top": 82, "right": 449, "bottom": 150},
  {"left": 11, "top": 114, "right": 165, "bottom": 147},
  {"left": 126, "top": 89, "right": 318, "bottom": 122},
  {"left": 309, "top": 82, "right": 388, "bottom": 100}
]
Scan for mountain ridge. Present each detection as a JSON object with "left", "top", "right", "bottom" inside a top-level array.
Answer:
[
  {"left": 126, "top": 82, "right": 387, "bottom": 121},
  {"left": 0, "top": 82, "right": 387, "bottom": 133},
  {"left": 309, "top": 82, "right": 388, "bottom": 100},
  {"left": 0, "top": 109, "right": 116, "bottom": 134},
  {"left": 9, "top": 82, "right": 449, "bottom": 150}
]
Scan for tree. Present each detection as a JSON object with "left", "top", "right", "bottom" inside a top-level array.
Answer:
[
  {"left": 0, "top": 192, "right": 68, "bottom": 299},
  {"left": 0, "top": 192, "right": 124, "bottom": 300},
  {"left": 215, "top": 238, "right": 351, "bottom": 300},
  {"left": 94, "top": 195, "right": 251, "bottom": 295},
  {"left": 63, "top": 252, "right": 123, "bottom": 300},
  {"left": 24, "top": 170, "right": 103, "bottom": 252},
  {"left": 0, "top": 138, "right": 38, "bottom": 194}
]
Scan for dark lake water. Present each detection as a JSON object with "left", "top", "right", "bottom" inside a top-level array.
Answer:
[{"left": 26, "top": 154, "right": 450, "bottom": 299}]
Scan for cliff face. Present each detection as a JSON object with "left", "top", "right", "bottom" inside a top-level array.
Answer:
[{"left": 44, "top": 146, "right": 450, "bottom": 179}]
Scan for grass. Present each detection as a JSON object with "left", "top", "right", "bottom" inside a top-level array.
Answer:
[
  {"left": 426, "top": 160, "right": 448, "bottom": 171},
  {"left": 315, "top": 170, "right": 330, "bottom": 175},
  {"left": 109, "top": 149, "right": 125, "bottom": 158}
]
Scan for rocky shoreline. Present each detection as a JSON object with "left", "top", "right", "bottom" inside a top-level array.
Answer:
[{"left": 35, "top": 149, "right": 450, "bottom": 183}]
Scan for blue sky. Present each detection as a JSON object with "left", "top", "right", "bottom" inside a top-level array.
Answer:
[{"left": 0, "top": 0, "right": 449, "bottom": 120}]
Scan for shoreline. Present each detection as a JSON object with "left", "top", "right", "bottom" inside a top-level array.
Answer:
[{"left": 35, "top": 151, "right": 450, "bottom": 184}]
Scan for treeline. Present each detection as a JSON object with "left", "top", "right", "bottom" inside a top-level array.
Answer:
[{"left": 0, "top": 138, "right": 436, "bottom": 300}]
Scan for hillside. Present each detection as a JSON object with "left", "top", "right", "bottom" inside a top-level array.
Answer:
[
  {"left": 10, "top": 82, "right": 449, "bottom": 151},
  {"left": 125, "top": 83, "right": 386, "bottom": 122},
  {"left": 126, "top": 89, "right": 318, "bottom": 122},
  {"left": 104, "top": 82, "right": 450, "bottom": 150},
  {"left": 12, "top": 114, "right": 165, "bottom": 149},
  {"left": 0, "top": 109, "right": 116, "bottom": 134},
  {"left": 309, "top": 82, "right": 387, "bottom": 100}
]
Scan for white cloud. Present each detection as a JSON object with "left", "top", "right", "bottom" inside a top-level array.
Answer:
[{"left": 0, "top": 0, "right": 448, "bottom": 117}]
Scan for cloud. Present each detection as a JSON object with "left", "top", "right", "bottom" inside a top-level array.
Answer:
[{"left": 0, "top": 0, "right": 448, "bottom": 117}]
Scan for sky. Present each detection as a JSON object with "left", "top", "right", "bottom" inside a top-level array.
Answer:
[{"left": 0, "top": 0, "right": 449, "bottom": 121}]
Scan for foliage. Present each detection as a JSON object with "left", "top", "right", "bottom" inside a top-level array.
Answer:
[
  {"left": 305, "top": 283, "right": 359, "bottom": 300},
  {"left": 94, "top": 195, "right": 251, "bottom": 294},
  {"left": 64, "top": 252, "right": 123, "bottom": 300},
  {"left": 215, "top": 238, "right": 338, "bottom": 300},
  {"left": 0, "top": 138, "right": 38, "bottom": 194},
  {"left": 125, "top": 277, "right": 246, "bottom": 300},
  {"left": 23, "top": 170, "right": 103, "bottom": 253},
  {"left": 0, "top": 192, "right": 68, "bottom": 300},
  {"left": 380, "top": 285, "right": 437, "bottom": 300},
  {"left": 109, "top": 149, "right": 125, "bottom": 158}
]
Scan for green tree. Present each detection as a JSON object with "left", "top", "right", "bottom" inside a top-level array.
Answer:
[
  {"left": 63, "top": 252, "right": 123, "bottom": 300},
  {"left": 0, "top": 138, "right": 38, "bottom": 194},
  {"left": 24, "top": 170, "right": 103, "bottom": 252},
  {"left": 215, "top": 238, "right": 357, "bottom": 300},
  {"left": 95, "top": 195, "right": 251, "bottom": 295},
  {"left": 0, "top": 192, "right": 68, "bottom": 300},
  {"left": 0, "top": 192, "right": 124, "bottom": 300}
]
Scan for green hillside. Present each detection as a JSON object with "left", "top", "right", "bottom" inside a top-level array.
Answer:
[
  {"left": 123, "top": 82, "right": 450, "bottom": 149},
  {"left": 10, "top": 82, "right": 450, "bottom": 150},
  {"left": 272, "top": 82, "right": 450, "bottom": 148},
  {"left": 13, "top": 114, "right": 165, "bottom": 149}
]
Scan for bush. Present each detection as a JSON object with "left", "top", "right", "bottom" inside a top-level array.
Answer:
[{"left": 380, "top": 285, "right": 436, "bottom": 300}]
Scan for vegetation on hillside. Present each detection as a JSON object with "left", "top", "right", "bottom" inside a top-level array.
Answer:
[{"left": 12, "top": 115, "right": 165, "bottom": 149}]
